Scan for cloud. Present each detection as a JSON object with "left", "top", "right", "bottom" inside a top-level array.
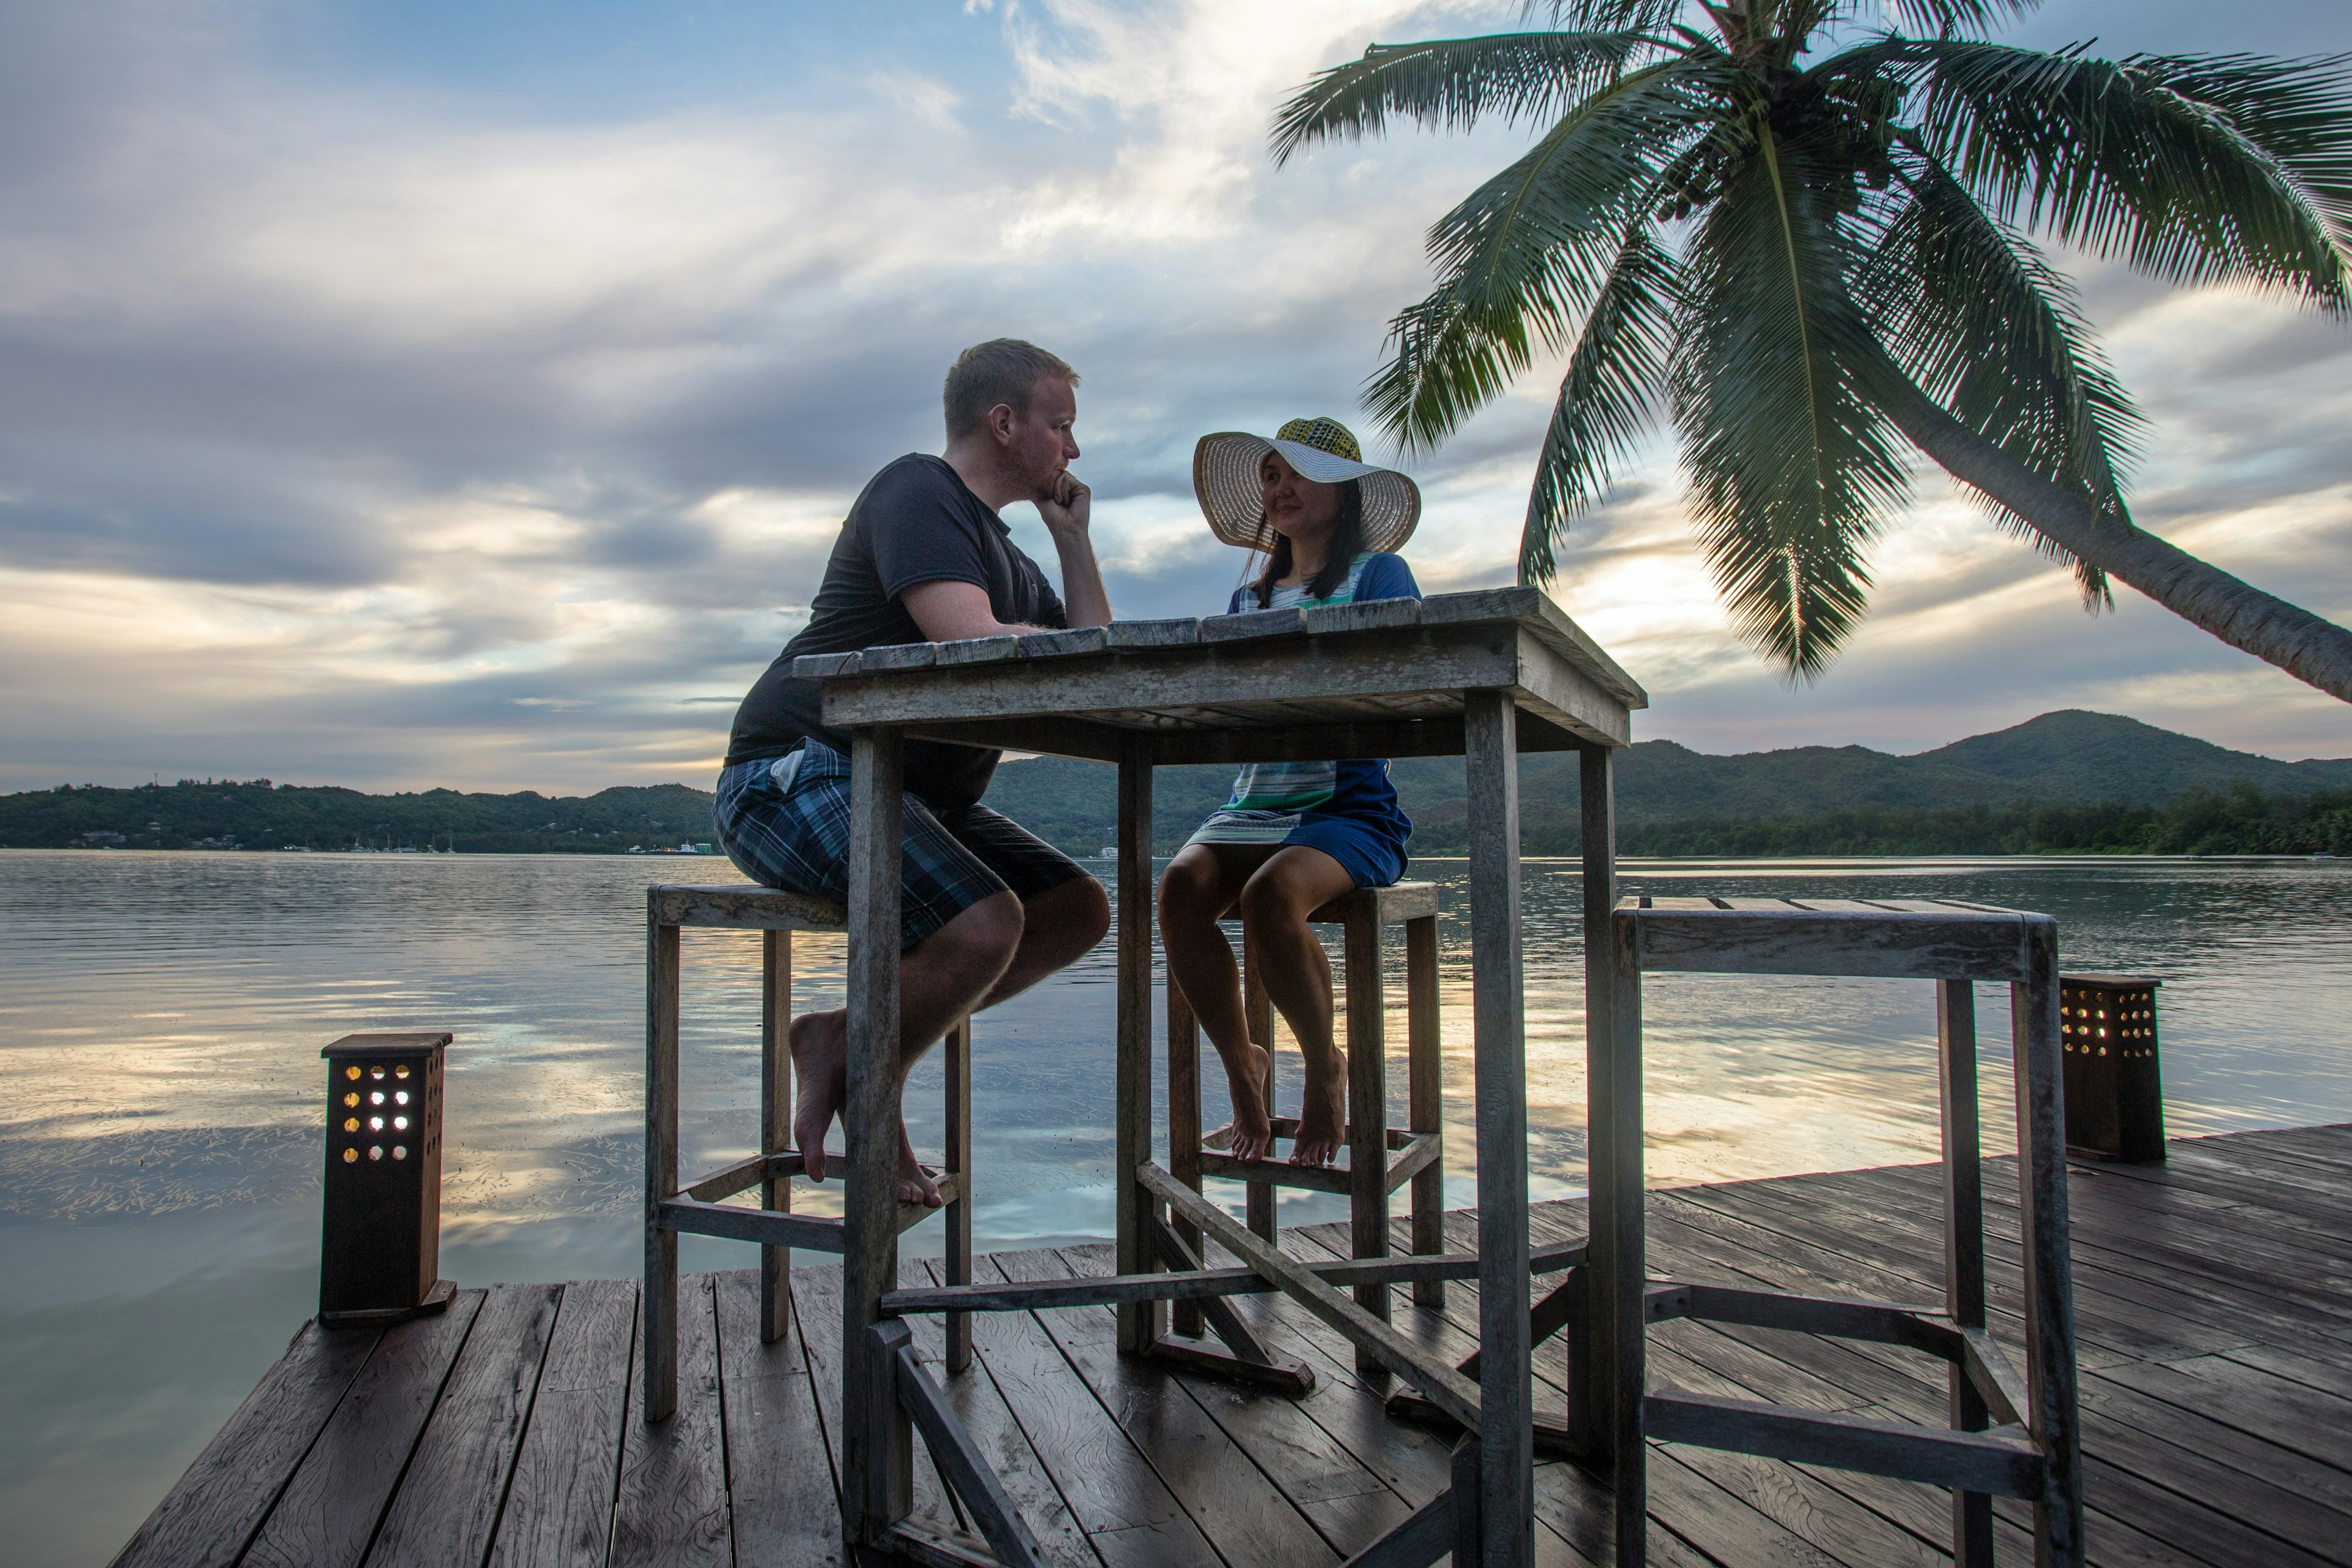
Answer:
[{"left": 1, "top": 0, "right": 2348, "bottom": 794}]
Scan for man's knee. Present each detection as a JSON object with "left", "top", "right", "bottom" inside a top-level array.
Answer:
[
  {"left": 1026, "top": 874, "right": 1109, "bottom": 954},
  {"left": 921, "top": 891, "right": 1025, "bottom": 978}
]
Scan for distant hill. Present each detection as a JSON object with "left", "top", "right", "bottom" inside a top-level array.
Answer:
[{"left": 4, "top": 710, "right": 2345, "bottom": 857}]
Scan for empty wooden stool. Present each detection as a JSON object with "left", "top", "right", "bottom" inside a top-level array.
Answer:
[
  {"left": 1167, "top": 880, "right": 1444, "bottom": 1370},
  {"left": 641, "top": 883, "right": 974, "bottom": 1423}
]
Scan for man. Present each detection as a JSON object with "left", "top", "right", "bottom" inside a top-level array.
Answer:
[{"left": 716, "top": 339, "right": 1114, "bottom": 1205}]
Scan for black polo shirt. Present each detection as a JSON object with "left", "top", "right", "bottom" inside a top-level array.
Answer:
[{"left": 726, "top": 454, "right": 1065, "bottom": 811}]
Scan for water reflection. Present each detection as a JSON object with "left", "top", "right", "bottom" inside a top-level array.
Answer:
[{"left": 2, "top": 849, "right": 2348, "bottom": 1564}]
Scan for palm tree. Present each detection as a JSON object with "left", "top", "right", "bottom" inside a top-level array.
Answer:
[{"left": 1273, "top": 1, "right": 2352, "bottom": 699}]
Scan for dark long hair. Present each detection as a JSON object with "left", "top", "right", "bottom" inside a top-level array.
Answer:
[{"left": 1251, "top": 480, "right": 1365, "bottom": 608}]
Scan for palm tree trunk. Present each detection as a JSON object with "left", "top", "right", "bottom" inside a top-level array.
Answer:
[{"left": 1875, "top": 372, "right": 2352, "bottom": 704}]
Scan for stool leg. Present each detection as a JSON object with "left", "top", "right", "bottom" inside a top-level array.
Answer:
[
  {"left": 643, "top": 917, "right": 680, "bottom": 1423},
  {"left": 1168, "top": 987, "right": 1206, "bottom": 1340},
  {"left": 1344, "top": 908, "right": 1390, "bottom": 1372},
  {"left": 2015, "top": 930, "right": 2086, "bottom": 1567},
  {"left": 1406, "top": 913, "right": 1444, "bottom": 1308},
  {"left": 946, "top": 1013, "right": 973, "bottom": 1373},
  {"left": 1243, "top": 945, "right": 1277, "bottom": 1243},
  {"left": 761, "top": 929, "right": 793, "bottom": 1345},
  {"left": 1936, "top": 979, "right": 1992, "bottom": 1567}
]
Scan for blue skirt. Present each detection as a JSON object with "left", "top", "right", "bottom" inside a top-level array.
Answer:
[{"left": 1189, "top": 807, "right": 1408, "bottom": 889}]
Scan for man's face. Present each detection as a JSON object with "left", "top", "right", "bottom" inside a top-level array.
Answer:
[{"left": 1003, "top": 376, "right": 1079, "bottom": 501}]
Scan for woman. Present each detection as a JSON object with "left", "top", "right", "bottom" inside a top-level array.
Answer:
[{"left": 1157, "top": 417, "right": 1422, "bottom": 1167}]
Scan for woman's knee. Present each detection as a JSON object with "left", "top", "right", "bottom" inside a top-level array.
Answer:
[
  {"left": 1156, "top": 850, "right": 1225, "bottom": 926},
  {"left": 1236, "top": 866, "right": 1314, "bottom": 930}
]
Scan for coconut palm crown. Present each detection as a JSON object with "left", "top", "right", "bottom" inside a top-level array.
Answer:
[{"left": 1274, "top": 0, "right": 2352, "bottom": 696}]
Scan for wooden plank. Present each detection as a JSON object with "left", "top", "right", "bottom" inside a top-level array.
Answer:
[
  {"left": 486, "top": 1278, "right": 638, "bottom": 1568},
  {"left": 1302, "top": 598, "right": 1420, "bottom": 635},
  {"left": 949, "top": 1258, "right": 1221, "bottom": 1568},
  {"left": 648, "top": 884, "right": 847, "bottom": 931},
  {"left": 1104, "top": 617, "right": 1200, "bottom": 647},
  {"left": 109, "top": 1320, "right": 385, "bottom": 1568},
  {"left": 1114, "top": 733, "right": 1159, "bottom": 1352},
  {"left": 1417, "top": 587, "right": 1646, "bottom": 707},
  {"left": 867, "top": 643, "right": 940, "bottom": 671},
  {"left": 1199, "top": 606, "right": 1305, "bottom": 642},
  {"left": 842, "top": 723, "right": 911, "bottom": 1542},
  {"left": 238, "top": 1289, "right": 486, "bottom": 1568},
  {"left": 1019, "top": 625, "right": 1110, "bottom": 658},
  {"left": 712, "top": 1270, "right": 846, "bottom": 1568},
  {"left": 1463, "top": 687, "right": 1532, "bottom": 1568},
  {"left": 368, "top": 1281, "right": 563, "bottom": 1568},
  {"left": 609, "top": 1274, "right": 731, "bottom": 1568},
  {"left": 1628, "top": 907, "right": 2037, "bottom": 981},
  {"left": 1643, "top": 1392, "right": 2041, "bottom": 1496},
  {"left": 793, "top": 651, "right": 862, "bottom": 677},
  {"left": 939, "top": 635, "right": 1020, "bottom": 665},
  {"left": 991, "top": 1249, "right": 1339, "bottom": 1568}
]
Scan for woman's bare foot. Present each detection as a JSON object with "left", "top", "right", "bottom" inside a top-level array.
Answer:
[
  {"left": 1205, "top": 1042, "right": 1275, "bottom": 1162},
  {"left": 790, "top": 1010, "right": 848, "bottom": 1180},
  {"left": 1290, "top": 1050, "right": 1346, "bottom": 1166}
]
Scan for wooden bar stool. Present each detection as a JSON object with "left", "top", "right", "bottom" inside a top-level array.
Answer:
[
  {"left": 1585, "top": 895, "right": 2083, "bottom": 1567},
  {"left": 1167, "top": 880, "right": 1444, "bottom": 1371},
  {"left": 640, "top": 882, "right": 974, "bottom": 1423}
]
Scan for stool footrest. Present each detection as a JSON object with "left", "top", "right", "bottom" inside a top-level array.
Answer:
[
  {"left": 1645, "top": 1392, "right": 2042, "bottom": 1496},
  {"left": 1196, "top": 1124, "right": 1436, "bottom": 1196},
  {"left": 658, "top": 1174, "right": 963, "bottom": 1249}
]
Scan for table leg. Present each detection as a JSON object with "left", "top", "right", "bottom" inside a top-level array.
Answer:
[
  {"left": 1603, "top": 909, "right": 1646, "bottom": 1567},
  {"left": 642, "top": 916, "right": 680, "bottom": 1424},
  {"left": 1405, "top": 914, "right": 1444, "bottom": 1308},
  {"left": 1937, "top": 978, "right": 1992, "bottom": 1567},
  {"left": 1464, "top": 689, "right": 1531, "bottom": 1568},
  {"left": 1572, "top": 741, "right": 1616, "bottom": 1461},
  {"left": 761, "top": 929, "right": 793, "bottom": 1346},
  {"left": 1243, "top": 952, "right": 1276, "bottom": 1242},
  {"left": 946, "top": 1013, "right": 973, "bottom": 1374},
  {"left": 1169, "top": 987, "right": 1205, "bottom": 1340},
  {"left": 843, "top": 725, "right": 910, "bottom": 1545},
  {"left": 1344, "top": 907, "right": 1390, "bottom": 1368},
  {"left": 1115, "top": 734, "right": 1162, "bottom": 1354},
  {"left": 2014, "top": 922, "right": 2085, "bottom": 1567}
]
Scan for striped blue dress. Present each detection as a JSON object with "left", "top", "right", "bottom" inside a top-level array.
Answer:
[{"left": 1184, "top": 552, "right": 1420, "bottom": 888}]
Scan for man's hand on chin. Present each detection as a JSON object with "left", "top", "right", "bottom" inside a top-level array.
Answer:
[{"left": 1036, "top": 469, "right": 1091, "bottom": 538}]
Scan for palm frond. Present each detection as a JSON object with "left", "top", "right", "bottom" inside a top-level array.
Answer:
[
  {"left": 1366, "top": 56, "right": 1726, "bottom": 454},
  {"left": 1523, "top": 2, "right": 1686, "bottom": 31},
  {"left": 1879, "top": 1, "right": 2040, "bottom": 36},
  {"left": 1861, "top": 143, "right": 2140, "bottom": 606},
  {"left": 1843, "top": 39, "right": 2352, "bottom": 310},
  {"left": 1522, "top": 221, "right": 1682, "bottom": 584},
  {"left": 1271, "top": 31, "right": 1662, "bottom": 164},
  {"left": 1674, "top": 122, "right": 1912, "bottom": 677}
]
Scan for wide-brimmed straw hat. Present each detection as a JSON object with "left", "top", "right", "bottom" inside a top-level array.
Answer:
[{"left": 1193, "top": 417, "right": 1421, "bottom": 554}]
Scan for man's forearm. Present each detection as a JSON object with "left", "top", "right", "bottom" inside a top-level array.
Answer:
[{"left": 1050, "top": 530, "right": 1113, "bottom": 627}]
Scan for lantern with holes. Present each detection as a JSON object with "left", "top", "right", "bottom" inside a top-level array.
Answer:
[
  {"left": 320, "top": 1031, "right": 457, "bottom": 1326},
  {"left": 2059, "top": 974, "right": 2165, "bottom": 1163}
]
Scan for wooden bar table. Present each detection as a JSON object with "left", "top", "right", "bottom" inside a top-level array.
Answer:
[{"left": 801, "top": 586, "right": 1643, "bottom": 1568}]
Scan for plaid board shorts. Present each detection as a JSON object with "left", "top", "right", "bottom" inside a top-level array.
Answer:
[{"left": 714, "top": 742, "right": 1091, "bottom": 951}]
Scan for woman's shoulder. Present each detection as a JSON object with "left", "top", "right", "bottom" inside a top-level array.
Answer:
[{"left": 1355, "top": 551, "right": 1422, "bottom": 601}]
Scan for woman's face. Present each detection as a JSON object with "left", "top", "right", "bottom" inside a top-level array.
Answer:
[{"left": 1260, "top": 452, "right": 1340, "bottom": 539}]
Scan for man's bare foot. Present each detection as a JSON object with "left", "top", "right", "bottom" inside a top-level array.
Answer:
[
  {"left": 1290, "top": 1052, "right": 1346, "bottom": 1166},
  {"left": 897, "top": 1121, "right": 943, "bottom": 1207},
  {"left": 790, "top": 1010, "right": 848, "bottom": 1180},
  {"left": 1211, "top": 1042, "right": 1275, "bottom": 1162}
]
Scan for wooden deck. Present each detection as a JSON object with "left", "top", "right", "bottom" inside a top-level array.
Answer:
[{"left": 115, "top": 1123, "right": 2352, "bottom": 1568}]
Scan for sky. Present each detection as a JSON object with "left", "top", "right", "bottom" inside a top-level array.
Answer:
[{"left": 1, "top": 0, "right": 2348, "bottom": 795}]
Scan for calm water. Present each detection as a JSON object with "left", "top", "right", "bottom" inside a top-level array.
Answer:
[{"left": 3, "top": 849, "right": 2350, "bottom": 1564}]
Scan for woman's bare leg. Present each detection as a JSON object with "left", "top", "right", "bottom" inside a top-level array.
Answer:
[
  {"left": 1237, "top": 846, "right": 1358, "bottom": 1166},
  {"left": 1158, "top": 844, "right": 1278, "bottom": 1161}
]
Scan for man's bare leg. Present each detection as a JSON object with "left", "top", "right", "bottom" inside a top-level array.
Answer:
[
  {"left": 1158, "top": 845, "right": 1278, "bottom": 1161},
  {"left": 1237, "top": 846, "right": 1356, "bottom": 1166},
  {"left": 793, "top": 890, "right": 1025, "bottom": 1203},
  {"left": 793, "top": 875, "right": 1109, "bottom": 1203}
]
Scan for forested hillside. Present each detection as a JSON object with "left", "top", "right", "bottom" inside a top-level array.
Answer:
[{"left": 6, "top": 710, "right": 2347, "bottom": 857}]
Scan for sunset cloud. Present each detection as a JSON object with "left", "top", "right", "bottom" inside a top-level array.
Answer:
[{"left": 1, "top": 0, "right": 2347, "bottom": 793}]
